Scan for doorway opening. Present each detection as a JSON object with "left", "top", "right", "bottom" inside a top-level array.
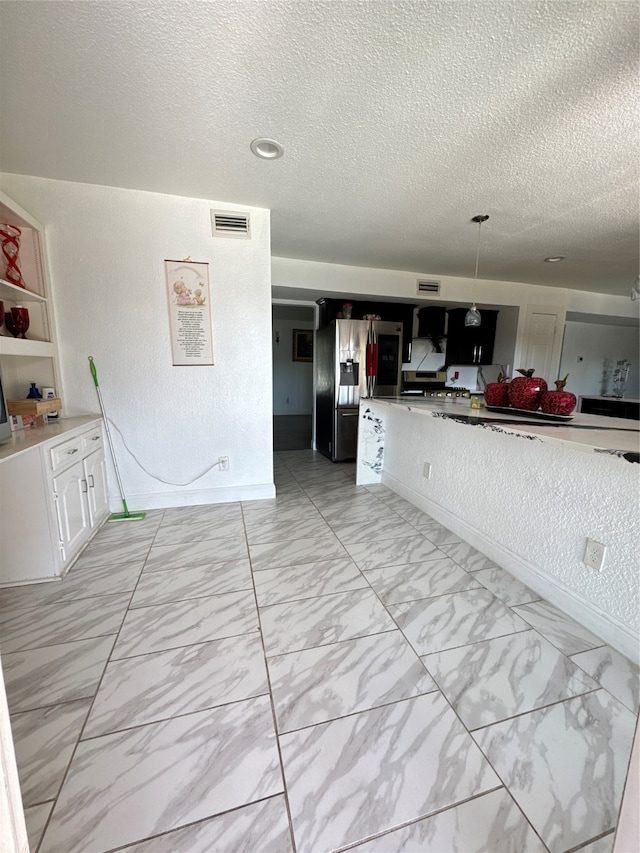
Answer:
[{"left": 272, "top": 303, "right": 315, "bottom": 451}]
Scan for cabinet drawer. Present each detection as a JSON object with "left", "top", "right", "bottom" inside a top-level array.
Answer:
[
  {"left": 81, "top": 427, "right": 103, "bottom": 454},
  {"left": 50, "top": 436, "right": 83, "bottom": 471}
]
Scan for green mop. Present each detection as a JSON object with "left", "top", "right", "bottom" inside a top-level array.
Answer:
[{"left": 88, "top": 356, "right": 147, "bottom": 522}]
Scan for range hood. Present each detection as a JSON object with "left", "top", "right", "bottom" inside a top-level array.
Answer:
[
  {"left": 416, "top": 306, "right": 446, "bottom": 341},
  {"left": 402, "top": 338, "right": 446, "bottom": 372}
]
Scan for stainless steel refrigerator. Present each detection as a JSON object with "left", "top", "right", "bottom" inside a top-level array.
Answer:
[{"left": 315, "top": 319, "right": 403, "bottom": 461}]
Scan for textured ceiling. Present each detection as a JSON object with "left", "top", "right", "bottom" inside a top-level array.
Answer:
[{"left": 0, "top": 1, "right": 638, "bottom": 297}]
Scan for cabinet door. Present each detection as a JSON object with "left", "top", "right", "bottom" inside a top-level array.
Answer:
[
  {"left": 53, "top": 461, "right": 90, "bottom": 561},
  {"left": 83, "top": 449, "right": 109, "bottom": 526},
  {"left": 446, "top": 309, "right": 497, "bottom": 364}
]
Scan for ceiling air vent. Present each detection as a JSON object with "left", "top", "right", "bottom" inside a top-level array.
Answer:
[
  {"left": 417, "top": 279, "right": 440, "bottom": 295},
  {"left": 211, "top": 211, "right": 251, "bottom": 239}
]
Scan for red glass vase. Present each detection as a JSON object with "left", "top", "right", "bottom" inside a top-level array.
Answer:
[{"left": 5, "top": 305, "right": 29, "bottom": 339}]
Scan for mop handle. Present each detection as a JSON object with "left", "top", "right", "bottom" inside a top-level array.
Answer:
[{"left": 88, "top": 356, "right": 128, "bottom": 505}]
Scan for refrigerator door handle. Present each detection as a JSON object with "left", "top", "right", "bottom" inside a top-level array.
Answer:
[{"left": 366, "top": 342, "right": 378, "bottom": 377}]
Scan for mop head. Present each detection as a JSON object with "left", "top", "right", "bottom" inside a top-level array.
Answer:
[
  {"left": 107, "top": 500, "right": 146, "bottom": 522},
  {"left": 108, "top": 511, "right": 147, "bottom": 522}
]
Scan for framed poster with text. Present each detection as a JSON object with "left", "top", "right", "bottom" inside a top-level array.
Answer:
[{"left": 165, "top": 260, "right": 214, "bottom": 366}]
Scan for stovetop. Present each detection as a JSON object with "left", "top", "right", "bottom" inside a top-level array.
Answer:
[{"left": 401, "top": 388, "right": 471, "bottom": 398}]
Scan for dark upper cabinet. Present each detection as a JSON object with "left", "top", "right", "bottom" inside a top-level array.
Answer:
[
  {"left": 316, "top": 299, "right": 416, "bottom": 363},
  {"left": 445, "top": 308, "right": 498, "bottom": 365}
]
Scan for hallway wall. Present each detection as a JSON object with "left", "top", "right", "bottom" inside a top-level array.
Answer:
[{"left": 272, "top": 305, "right": 314, "bottom": 415}]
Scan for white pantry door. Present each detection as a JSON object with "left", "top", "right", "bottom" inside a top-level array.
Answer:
[{"left": 524, "top": 310, "right": 561, "bottom": 381}]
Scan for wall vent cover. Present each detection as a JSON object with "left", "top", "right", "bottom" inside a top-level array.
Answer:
[
  {"left": 417, "top": 279, "right": 440, "bottom": 294},
  {"left": 211, "top": 211, "right": 251, "bottom": 238}
]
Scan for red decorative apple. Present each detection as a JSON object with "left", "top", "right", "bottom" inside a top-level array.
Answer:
[
  {"left": 540, "top": 374, "right": 577, "bottom": 415},
  {"left": 484, "top": 372, "right": 510, "bottom": 407},
  {"left": 508, "top": 368, "right": 548, "bottom": 411}
]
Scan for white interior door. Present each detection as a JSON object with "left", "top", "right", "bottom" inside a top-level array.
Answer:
[{"left": 524, "top": 312, "right": 559, "bottom": 380}]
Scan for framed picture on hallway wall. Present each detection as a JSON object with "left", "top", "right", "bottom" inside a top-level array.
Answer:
[
  {"left": 292, "top": 329, "right": 313, "bottom": 362},
  {"left": 164, "top": 259, "right": 213, "bottom": 366}
]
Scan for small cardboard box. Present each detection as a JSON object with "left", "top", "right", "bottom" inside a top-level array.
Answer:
[
  {"left": 7, "top": 398, "right": 62, "bottom": 417},
  {"left": 10, "top": 413, "right": 46, "bottom": 430}
]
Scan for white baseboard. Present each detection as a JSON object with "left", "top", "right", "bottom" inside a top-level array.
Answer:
[
  {"left": 110, "top": 483, "right": 276, "bottom": 511},
  {"left": 382, "top": 472, "right": 639, "bottom": 664}
]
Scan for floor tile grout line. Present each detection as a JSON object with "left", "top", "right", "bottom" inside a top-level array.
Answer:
[
  {"left": 9, "top": 694, "right": 105, "bottom": 723},
  {"left": 99, "top": 793, "right": 291, "bottom": 853},
  {"left": 327, "top": 785, "right": 524, "bottom": 853},
  {"left": 465, "top": 686, "right": 605, "bottom": 734},
  {"left": 566, "top": 828, "right": 618, "bottom": 853},
  {"left": 108, "top": 620, "right": 259, "bottom": 662},
  {"left": 128, "top": 584, "right": 255, "bottom": 610},
  {"left": 417, "top": 625, "right": 558, "bottom": 662},
  {"left": 85, "top": 628, "right": 265, "bottom": 664},
  {"left": 78, "top": 688, "right": 272, "bottom": 743},
  {"left": 272, "top": 681, "right": 443, "bottom": 738},
  {"left": 242, "top": 488, "right": 300, "bottom": 853},
  {"left": 3, "top": 628, "right": 121, "bottom": 658}
]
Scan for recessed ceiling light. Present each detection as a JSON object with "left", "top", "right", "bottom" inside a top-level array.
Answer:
[
  {"left": 250, "top": 138, "right": 284, "bottom": 159},
  {"left": 544, "top": 256, "right": 566, "bottom": 263}
]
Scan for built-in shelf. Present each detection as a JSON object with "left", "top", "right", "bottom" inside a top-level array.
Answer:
[
  {"left": 0, "top": 278, "right": 47, "bottom": 303},
  {"left": 0, "top": 190, "right": 60, "bottom": 402},
  {"left": 0, "top": 337, "right": 56, "bottom": 358}
]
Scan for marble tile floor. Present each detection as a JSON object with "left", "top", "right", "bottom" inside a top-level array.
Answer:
[{"left": 1, "top": 449, "right": 638, "bottom": 853}]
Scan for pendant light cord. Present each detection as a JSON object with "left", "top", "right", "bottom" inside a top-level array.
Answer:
[{"left": 474, "top": 218, "right": 483, "bottom": 281}]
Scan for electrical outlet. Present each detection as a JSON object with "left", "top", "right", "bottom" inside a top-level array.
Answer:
[
  {"left": 218, "top": 456, "right": 229, "bottom": 471},
  {"left": 583, "top": 538, "right": 606, "bottom": 571},
  {"left": 423, "top": 462, "right": 431, "bottom": 479}
]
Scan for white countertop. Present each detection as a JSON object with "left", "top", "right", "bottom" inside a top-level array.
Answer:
[
  {"left": 0, "top": 415, "right": 102, "bottom": 463},
  {"left": 579, "top": 395, "right": 640, "bottom": 404},
  {"left": 368, "top": 397, "right": 640, "bottom": 456}
]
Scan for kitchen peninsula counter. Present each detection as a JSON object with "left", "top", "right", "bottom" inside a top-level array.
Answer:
[
  {"left": 356, "top": 396, "right": 639, "bottom": 661},
  {"left": 360, "top": 396, "right": 640, "bottom": 459}
]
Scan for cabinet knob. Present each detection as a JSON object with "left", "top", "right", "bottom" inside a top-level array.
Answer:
[
  {"left": 81, "top": 479, "right": 88, "bottom": 493},
  {"left": 88, "top": 475, "right": 95, "bottom": 488},
  {"left": 67, "top": 448, "right": 78, "bottom": 455}
]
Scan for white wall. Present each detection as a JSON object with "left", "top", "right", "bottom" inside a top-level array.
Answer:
[
  {"left": 272, "top": 305, "right": 314, "bottom": 415},
  {"left": 559, "top": 321, "right": 640, "bottom": 400},
  {"left": 0, "top": 174, "right": 275, "bottom": 507},
  {"left": 491, "top": 306, "right": 519, "bottom": 374}
]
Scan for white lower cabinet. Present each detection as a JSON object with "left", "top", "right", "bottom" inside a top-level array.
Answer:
[
  {"left": 0, "top": 418, "right": 110, "bottom": 585},
  {"left": 52, "top": 459, "right": 91, "bottom": 562},
  {"left": 83, "top": 448, "right": 109, "bottom": 526}
]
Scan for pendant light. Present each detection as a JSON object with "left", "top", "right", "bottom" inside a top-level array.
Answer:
[{"left": 465, "top": 214, "right": 489, "bottom": 327}]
